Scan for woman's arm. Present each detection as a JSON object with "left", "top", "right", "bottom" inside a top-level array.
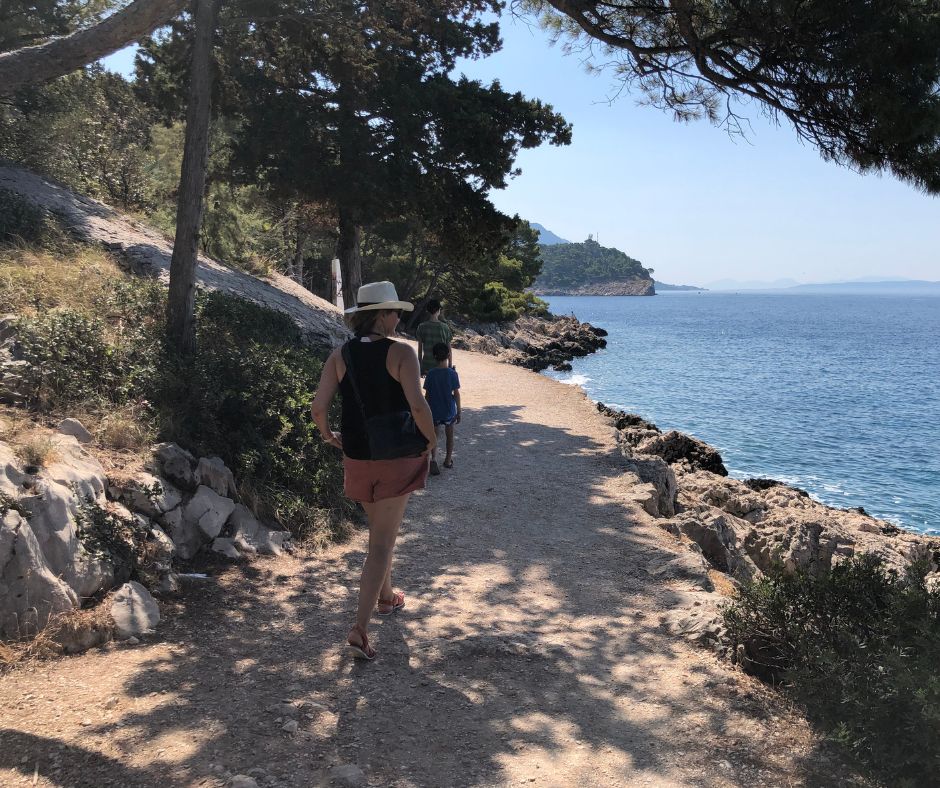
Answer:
[
  {"left": 310, "top": 348, "right": 343, "bottom": 450},
  {"left": 391, "top": 343, "right": 436, "bottom": 452}
]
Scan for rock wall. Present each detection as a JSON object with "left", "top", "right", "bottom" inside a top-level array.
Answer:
[
  {"left": 0, "top": 426, "right": 292, "bottom": 646},
  {"left": 452, "top": 315, "right": 608, "bottom": 372}
]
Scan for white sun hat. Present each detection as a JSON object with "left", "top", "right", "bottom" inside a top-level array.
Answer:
[{"left": 344, "top": 281, "right": 414, "bottom": 314}]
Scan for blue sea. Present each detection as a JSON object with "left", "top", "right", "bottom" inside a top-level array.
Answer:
[{"left": 544, "top": 293, "right": 940, "bottom": 535}]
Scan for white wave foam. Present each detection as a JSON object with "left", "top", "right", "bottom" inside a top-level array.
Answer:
[{"left": 560, "top": 374, "right": 592, "bottom": 386}]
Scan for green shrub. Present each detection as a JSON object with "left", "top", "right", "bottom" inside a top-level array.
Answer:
[
  {"left": 155, "top": 292, "right": 352, "bottom": 537},
  {"left": 0, "top": 188, "right": 59, "bottom": 246},
  {"left": 723, "top": 554, "right": 940, "bottom": 784},
  {"left": 14, "top": 279, "right": 164, "bottom": 409},
  {"left": 470, "top": 281, "right": 549, "bottom": 322}
]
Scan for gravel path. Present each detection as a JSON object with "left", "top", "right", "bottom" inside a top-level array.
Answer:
[{"left": 0, "top": 348, "right": 868, "bottom": 787}]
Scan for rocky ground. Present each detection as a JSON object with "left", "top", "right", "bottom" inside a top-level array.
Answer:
[
  {"left": 600, "top": 401, "right": 939, "bottom": 585},
  {"left": 452, "top": 315, "right": 608, "bottom": 373},
  {"left": 0, "top": 348, "right": 876, "bottom": 788}
]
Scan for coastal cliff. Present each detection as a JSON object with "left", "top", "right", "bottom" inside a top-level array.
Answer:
[{"left": 532, "top": 278, "right": 655, "bottom": 296}]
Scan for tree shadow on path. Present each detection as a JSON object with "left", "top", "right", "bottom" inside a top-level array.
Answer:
[{"left": 0, "top": 404, "right": 868, "bottom": 787}]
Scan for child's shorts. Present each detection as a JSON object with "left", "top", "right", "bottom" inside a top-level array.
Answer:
[{"left": 343, "top": 455, "right": 429, "bottom": 503}]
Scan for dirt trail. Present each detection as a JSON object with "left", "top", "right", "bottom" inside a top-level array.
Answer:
[{"left": 0, "top": 349, "right": 865, "bottom": 787}]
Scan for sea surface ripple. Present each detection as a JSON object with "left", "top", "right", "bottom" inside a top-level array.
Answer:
[{"left": 544, "top": 292, "right": 940, "bottom": 535}]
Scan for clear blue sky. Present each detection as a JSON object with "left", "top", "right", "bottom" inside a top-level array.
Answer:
[{"left": 103, "top": 14, "right": 940, "bottom": 287}]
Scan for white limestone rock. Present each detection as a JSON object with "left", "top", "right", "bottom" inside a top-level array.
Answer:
[
  {"left": 58, "top": 418, "right": 93, "bottom": 444},
  {"left": 184, "top": 485, "right": 236, "bottom": 541},
  {"left": 110, "top": 581, "right": 160, "bottom": 639},
  {"left": 229, "top": 504, "right": 291, "bottom": 555},
  {"left": 0, "top": 510, "right": 79, "bottom": 639},
  {"left": 194, "top": 456, "right": 237, "bottom": 499},
  {"left": 211, "top": 537, "right": 241, "bottom": 560},
  {"left": 110, "top": 472, "right": 183, "bottom": 519},
  {"left": 153, "top": 442, "right": 196, "bottom": 490}
]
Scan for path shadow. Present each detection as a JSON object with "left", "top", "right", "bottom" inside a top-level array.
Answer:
[{"left": 0, "top": 403, "right": 869, "bottom": 787}]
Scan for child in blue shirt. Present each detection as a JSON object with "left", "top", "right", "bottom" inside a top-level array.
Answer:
[{"left": 423, "top": 342, "right": 461, "bottom": 475}]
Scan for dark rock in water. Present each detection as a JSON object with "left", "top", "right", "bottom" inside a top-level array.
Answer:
[
  {"left": 745, "top": 477, "right": 810, "bottom": 498},
  {"left": 554, "top": 362, "right": 573, "bottom": 372}
]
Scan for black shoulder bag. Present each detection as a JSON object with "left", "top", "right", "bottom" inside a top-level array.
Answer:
[{"left": 341, "top": 341, "right": 427, "bottom": 460}]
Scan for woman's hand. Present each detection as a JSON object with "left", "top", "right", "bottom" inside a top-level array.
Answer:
[{"left": 323, "top": 431, "right": 343, "bottom": 450}]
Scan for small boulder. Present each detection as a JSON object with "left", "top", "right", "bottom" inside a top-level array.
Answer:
[
  {"left": 109, "top": 581, "right": 160, "bottom": 639},
  {"left": 211, "top": 537, "right": 241, "bottom": 560},
  {"left": 329, "top": 763, "right": 367, "bottom": 788},
  {"left": 194, "top": 456, "right": 237, "bottom": 498},
  {"left": 183, "top": 485, "right": 236, "bottom": 541},
  {"left": 154, "top": 443, "right": 196, "bottom": 490},
  {"left": 229, "top": 778, "right": 259, "bottom": 788},
  {"left": 58, "top": 418, "right": 93, "bottom": 444}
]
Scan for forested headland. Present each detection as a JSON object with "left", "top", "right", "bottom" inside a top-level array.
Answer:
[{"left": 532, "top": 237, "right": 655, "bottom": 296}]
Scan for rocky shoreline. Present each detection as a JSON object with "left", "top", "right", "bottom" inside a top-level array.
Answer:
[
  {"left": 451, "top": 314, "right": 608, "bottom": 372},
  {"left": 597, "top": 402, "right": 939, "bottom": 592},
  {"left": 531, "top": 277, "right": 655, "bottom": 296}
]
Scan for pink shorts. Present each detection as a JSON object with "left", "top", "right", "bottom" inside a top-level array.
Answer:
[{"left": 343, "top": 455, "right": 429, "bottom": 503}]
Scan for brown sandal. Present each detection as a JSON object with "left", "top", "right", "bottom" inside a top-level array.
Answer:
[
  {"left": 345, "top": 624, "right": 376, "bottom": 660},
  {"left": 376, "top": 591, "right": 405, "bottom": 616}
]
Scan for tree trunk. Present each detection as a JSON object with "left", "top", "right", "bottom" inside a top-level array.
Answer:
[
  {"left": 292, "top": 220, "right": 307, "bottom": 286},
  {"left": 0, "top": 0, "right": 188, "bottom": 96},
  {"left": 165, "top": 0, "right": 219, "bottom": 356},
  {"left": 336, "top": 207, "right": 362, "bottom": 309}
]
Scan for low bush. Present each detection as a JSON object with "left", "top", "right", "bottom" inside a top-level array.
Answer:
[
  {"left": 7, "top": 231, "right": 349, "bottom": 542},
  {"left": 154, "top": 292, "right": 352, "bottom": 540},
  {"left": 470, "top": 281, "right": 549, "bottom": 322},
  {"left": 0, "top": 188, "right": 60, "bottom": 246},
  {"left": 723, "top": 554, "right": 940, "bottom": 785}
]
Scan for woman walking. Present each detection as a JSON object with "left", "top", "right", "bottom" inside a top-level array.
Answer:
[{"left": 311, "top": 281, "right": 436, "bottom": 660}]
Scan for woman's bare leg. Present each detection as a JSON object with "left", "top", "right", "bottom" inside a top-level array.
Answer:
[{"left": 349, "top": 493, "right": 410, "bottom": 644}]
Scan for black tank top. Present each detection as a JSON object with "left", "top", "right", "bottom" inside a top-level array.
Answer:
[{"left": 339, "top": 338, "right": 413, "bottom": 460}]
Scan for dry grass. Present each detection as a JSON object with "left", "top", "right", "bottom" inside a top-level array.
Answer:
[
  {"left": 0, "top": 242, "right": 127, "bottom": 316},
  {"left": 0, "top": 604, "right": 116, "bottom": 669},
  {"left": 14, "top": 429, "right": 59, "bottom": 468},
  {"left": 96, "top": 406, "right": 153, "bottom": 451}
]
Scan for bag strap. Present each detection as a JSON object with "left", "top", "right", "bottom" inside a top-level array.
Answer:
[{"left": 341, "top": 340, "right": 369, "bottom": 423}]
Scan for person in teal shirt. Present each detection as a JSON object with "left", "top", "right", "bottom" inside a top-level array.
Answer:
[{"left": 416, "top": 299, "right": 453, "bottom": 376}]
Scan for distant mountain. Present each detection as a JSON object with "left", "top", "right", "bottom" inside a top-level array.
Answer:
[
  {"left": 532, "top": 237, "right": 654, "bottom": 296},
  {"left": 531, "top": 223, "right": 570, "bottom": 246},
  {"left": 706, "top": 277, "right": 802, "bottom": 291},
  {"left": 787, "top": 280, "right": 940, "bottom": 294},
  {"left": 654, "top": 280, "right": 707, "bottom": 292}
]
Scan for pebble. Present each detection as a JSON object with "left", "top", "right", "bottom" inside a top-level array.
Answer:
[
  {"left": 126, "top": 636, "right": 140, "bottom": 646},
  {"left": 230, "top": 777, "right": 259, "bottom": 788},
  {"left": 328, "top": 763, "right": 367, "bottom": 787},
  {"left": 282, "top": 720, "right": 299, "bottom": 734}
]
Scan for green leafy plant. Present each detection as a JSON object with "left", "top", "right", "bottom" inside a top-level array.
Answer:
[
  {"left": 470, "top": 281, "right": 549, "bottom": 322},
  {"left": 154, "top": 292, "right": 353, "bottom": 538},
  {"left": 74, "top": 494, "right": 151, "bottom": 584},
  {"left": 723, "top": 554, "right": 940, "bottom": 784}
]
